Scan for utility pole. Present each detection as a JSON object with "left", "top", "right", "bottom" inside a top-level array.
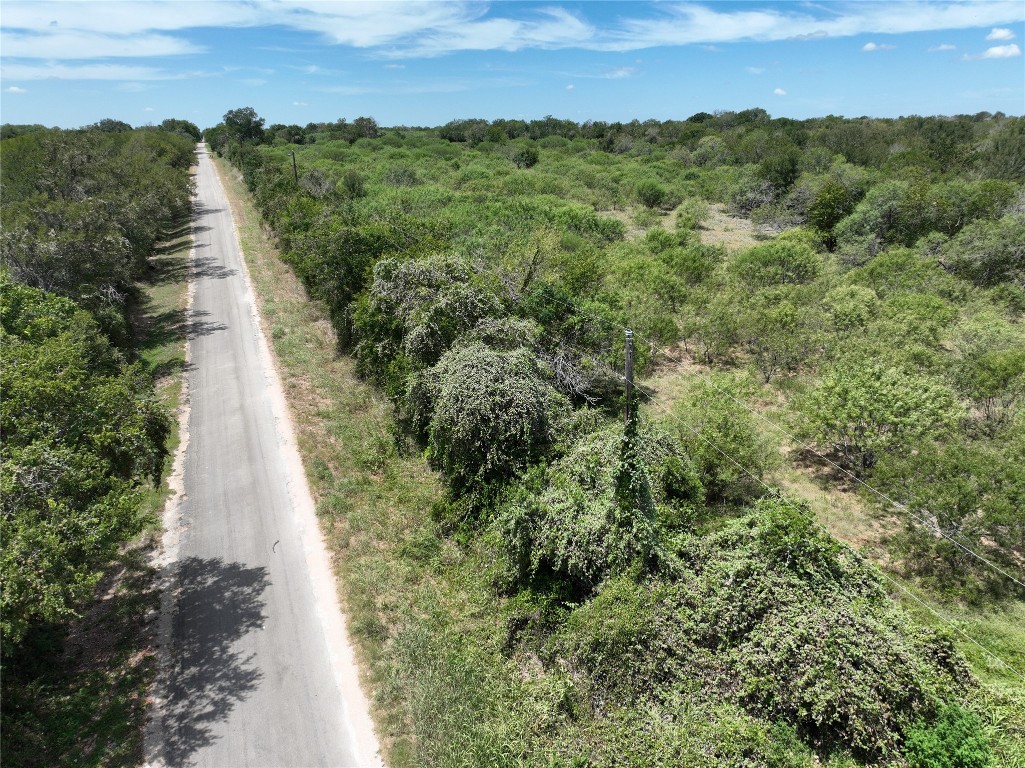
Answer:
[
  {"left": 291, "top": 150, "right": 299, "bottom": 184},
  {"left": 624, "top": 329, "right": 634, "bottom": 426}
]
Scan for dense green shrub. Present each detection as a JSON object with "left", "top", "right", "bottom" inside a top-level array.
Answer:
[
  {"left": 409, "top": 343, "right": 567, "bottom": 494},
  {"left": 0, "top": 279, "right": 169, "bottom": 648},
  {"left": 497, "top": 421, "right": 702, "bottom": 593},
  {"left": 672, "top": 374, "right": 777, "bottom": 502},
  {"left": 732, "top": 239, "right": 822, "bottom": 288},
  {"left": 800, "top": 359, "right": 964, "bottom": 470},
  {"left": 904, "top": 705, "right": 991, "bottom": 768},
  {"left": 636, "top": 179, "right": 669, "bottom": 209},
  {"left": 558, "top": 500, "right": 973, "bottom": 762}
]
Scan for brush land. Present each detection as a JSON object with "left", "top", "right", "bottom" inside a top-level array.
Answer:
[{"left": 204, "top": 109, "right": 1025, "bottom": 766}]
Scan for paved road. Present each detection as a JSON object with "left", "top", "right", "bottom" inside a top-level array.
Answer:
[{"left": 149, "top": 145, "right": 381, "bottom": 767}]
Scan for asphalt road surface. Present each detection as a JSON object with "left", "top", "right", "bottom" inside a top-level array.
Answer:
[{"left": 148, "top": 145, "right": 381, "bottom": 768}]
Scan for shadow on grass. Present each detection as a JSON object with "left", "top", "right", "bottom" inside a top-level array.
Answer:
[
  {"left": 158, "top": 557, "right": 270, "bottom": 765},
  {"left": 0, "top": 547, "right": 160, "bottom": 768}
]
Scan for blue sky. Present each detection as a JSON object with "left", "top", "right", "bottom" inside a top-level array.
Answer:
[{"left": 1, "top": 1, "right": 1023, "bottom": 129}]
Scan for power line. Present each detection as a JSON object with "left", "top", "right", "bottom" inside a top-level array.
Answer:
[
  {"left": 603, "top": 356, "right": 1025, "bottom": 684},
  {"left": 519, "top": 283, "right": 1025, "bottom": 591},
  {"left": 531, "top": 322, "right": 1024, "bottom": 682}
]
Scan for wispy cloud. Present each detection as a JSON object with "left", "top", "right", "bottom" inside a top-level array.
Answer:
[
  {"left": 292, "top": 101, "right": 308, "bottom": 106},
  {"left": 986, "top": 27, "right": 1016, "bottom": 41},
  {"left": 604, "top": 66, "right": 638, "bottom": 79},
  {"left": 0, "top": 0, "right": 1023, "bottom": 67},
  {"left": 0, "top": 30, "right": 202, "bottom": 59},
  {"left": 746, "top": 66, "right": 766, "bottom": 75},
  {"left": 862, "top": 42, "right": 897, "bottom": 52},
  {"left": 602, "top": 2, "right": 1024, "bottom": 50},
  {"left": 929, "top": 43, "right": 956, "bottom": 51},
  {"left": 566, "top": 83, "right": 574, "bottom": 90},
  {"left": 4, "top": 85, "right": 28, "bottom": 93},
  {"left": 0, "top": 62, "right": 189, "bottom": 80}
]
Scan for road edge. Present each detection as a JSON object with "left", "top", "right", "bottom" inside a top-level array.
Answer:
[{"left": 142, "top": 158, "right": 197, "bottom": 768}]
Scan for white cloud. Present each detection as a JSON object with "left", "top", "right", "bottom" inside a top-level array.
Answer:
[
  {"left": 986, "top": 27, "right": 1016, "bottom": 41},
  {"left": 566, "top": 83, "right": 574, "bottom": 90},
  {"left": 293, "top": 101, "right": 308, "bottom": 106},
  {"left": 144, "top": 106, "right": 154, "bottom": 111},
  {"left": 4, "top": 85, "right": 28, "bottom": 93},
  {"left": 773, "top": 87, "right": 787, "bottom": 96},
  {"left": 962, "top": 42, "right": 1022, "bottom": 60},
  {"left": 384, "top": 64, "right": 406, "bottom": 70},
  {"left": 929, "top": 43, "right": 957, "bottom": 51},
  {"left": 746, "top": 66, "right": 766, "bottom": 74},
  {"left": 862, "top": 42, "right": 896, "bottom": 52},
  {"left": 241, "top": 78, "right": 267, "bottom": 86},
  {"left": 979, "top": 43, "right": 1022, "bottom": 58}
]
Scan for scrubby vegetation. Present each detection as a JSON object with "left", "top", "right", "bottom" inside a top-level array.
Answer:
[
  {"left": 208, "top": 107, "right": 1024, "bottom": 765},
  {"left": 1, "top": 121, "right": 197, "bottom": 764}
]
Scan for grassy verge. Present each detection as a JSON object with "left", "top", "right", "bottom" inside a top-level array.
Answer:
[{"left": 1, "top": 220, "right": 192, "bottom": 768}]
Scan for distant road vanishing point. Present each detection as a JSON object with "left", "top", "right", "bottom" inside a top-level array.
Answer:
[{"left": 146, "top": 144, "right": 382, "bottom": 768}]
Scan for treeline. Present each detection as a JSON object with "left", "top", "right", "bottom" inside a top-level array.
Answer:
[
  {"left": 208, "top": 106, "right": 1023, "bottom": 765},
  {"left": 0, "top": 123, "right": 196, "bottom": 650}
]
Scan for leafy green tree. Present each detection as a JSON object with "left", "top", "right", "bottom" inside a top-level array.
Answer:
[
  {"left": 823, "top": 284, "right": 879, "bottom": 336},
  {"left": 159, "top": 118, "right": 201, "bottom": 142},
  {"left": 222, "top": 106, "right": 265, "bottom": 144},
  {"left": 0, "top": 278, "right": 169, "bottom": 649},
  {"left": 939, "top": 214, "right": 1025, "bottom": 288},
  {"left": 758, "top": 142, "right": 802, "bottom": 191},
  {"left": 739, "top": 288, "right": 819, "bottom": 382},
  {"left": 956, "top": 348, "right": 1025, "bottom": 426},
  {"left": 978, "top": 116, "right": 1025, "bottom": 182},
  {"left": 808, "top": 177, "right": 861, "bottom": 234},
  {"left": 511, "top": 144, "right": 539, "bottom": 169},
  {"left": 872, "top": 435, "right": 1025, "bottom": 582},
  {"left": 87, "top": 118, "right": 132, "bottom": 133},
  {"left": 801, "top": 359, "right": 964, "bottom": 470},
  {"left": 351, "top": 116, "right": 380, "bottom": 141}
]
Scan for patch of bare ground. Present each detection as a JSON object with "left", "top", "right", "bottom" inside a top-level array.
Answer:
[
  {"left": 639, "top": 348, "right": 899, "bottom": 558},
  {"left": 698, "top": 203, "right": 760, "bottom": 250}
]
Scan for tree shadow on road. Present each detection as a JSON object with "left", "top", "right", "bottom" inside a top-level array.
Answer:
[{"left": 158, "top": 557, "right": 270, "bottom": 766}]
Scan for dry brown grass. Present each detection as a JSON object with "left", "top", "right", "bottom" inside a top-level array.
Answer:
[{"left": 698, "top": 203, "right": 760, "bottom": 250}]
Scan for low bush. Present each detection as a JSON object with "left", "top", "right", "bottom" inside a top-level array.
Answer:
[{"left": 409, "top": 343, "right": 567, "bottom": 495}]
